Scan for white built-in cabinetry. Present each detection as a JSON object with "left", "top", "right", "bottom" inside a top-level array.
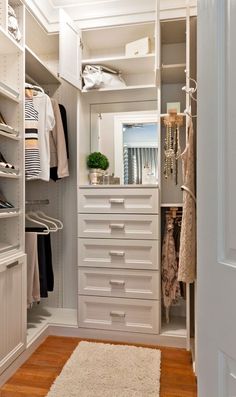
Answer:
[
  {"left": 78, "top": 187, "right": 160, "bottom": 334},
  {"left": 0, "top": 0, "right": 26, "bottom": 375}
]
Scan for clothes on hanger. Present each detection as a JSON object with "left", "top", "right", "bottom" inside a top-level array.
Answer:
[
  {"left": 178, "top": 119, "right": 196, "bottom": 283},
  {"left": 33, "top": 92, "right": 55, "bottom": 181},
  {"left": 161, "top": 214, "right": 181, "bottom": 323},
  {"left": 25, "top": 228, "right": 54, "bottom": 303},
  {"left": 25, "top": 90, "right": 41, "bottom": 180},
  {"left": 49, "top": 99, "right": 69, "bottom": 181}
]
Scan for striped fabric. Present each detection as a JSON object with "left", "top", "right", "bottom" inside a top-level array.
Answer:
[{"left": 25, "top": 97, "right": 41, "bottom": 180}]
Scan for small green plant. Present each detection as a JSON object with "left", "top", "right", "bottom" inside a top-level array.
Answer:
[{"left": 87, "top": 152, "right": 109, "bottom": 170}]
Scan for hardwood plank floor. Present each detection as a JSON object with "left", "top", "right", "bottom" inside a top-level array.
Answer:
[{"left": 0, "top": 336, "right": 197, "bottom": 397}]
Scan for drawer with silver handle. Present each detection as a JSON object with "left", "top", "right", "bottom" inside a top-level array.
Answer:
[
  {"left": 78, "top": 268, "right": 160, "bottom": 299},
  {"left": 78, "top": 214, "right": 159, "bottom": 240},
  {"left": 78, "top": 188, "right": 159, "bottom": 214},
  {"left": 78, "top": 239, "right": 160, "bottom": 270},
  {"left": 78, "top": 296, "right": 160, "bottom": 334}
]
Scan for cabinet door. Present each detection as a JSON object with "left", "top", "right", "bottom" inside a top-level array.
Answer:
[
  {"left": 59, "top": 9, "right": 82, "bottom": 89},
  {"left": 0, "top": 258, "right": 26, "bottom": 375}
]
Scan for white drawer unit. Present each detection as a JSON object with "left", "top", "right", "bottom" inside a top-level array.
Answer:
[
  {"left": 78, "top": 186, "right": 160, "bottom": 340},
  {"left": 79, "top": 268, "right": 160, "bottom": 299},
  {"left": 78, "top": 213, "right": 159, "bottom": 240},
  {"left": 78, "top": 188, "right": 159, "bottom": 214},
  {"left": 78, "top": 238, "right": 159, "bottom": 270},
  {"left": 78, "top": 296, "right": 160, "bottom": 334}
]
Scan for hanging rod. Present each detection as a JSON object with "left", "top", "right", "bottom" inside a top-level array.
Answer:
[{"left": 25, "top": 199, "right": 49, "bottom": 205}]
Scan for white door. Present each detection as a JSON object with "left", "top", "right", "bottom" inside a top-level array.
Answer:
[
  {"left": 197, "top": 1, "right": 236, "bottom": 396},
  {"left": 59, "top": 9, "right": 82, "bottom": 89}
]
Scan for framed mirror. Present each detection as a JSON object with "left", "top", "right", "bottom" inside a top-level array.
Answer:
[{"left": 90, "top": 102, "right": 159, "bottom": 185}]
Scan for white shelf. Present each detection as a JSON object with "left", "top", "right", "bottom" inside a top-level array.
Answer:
[
  {"left": 82, "top": 83, "right": 156, "bottom": 93},
  {"left": 27, "top": 307, "right": 78, "bottom": 344},
  {"left": 0, "top": 209, "right": 20, "bottom": 219},
  {"left": 25, "top": 45, "right": 61, "bottom": 86},
  {"left": 0, "top": 26, "right": 24, "bottom": 54},
  {"left": 161, "top": 203, "right": 183, "bottom": 207},
  {"left": 0, "top": 83, "right": 20, "bottom": 103},
  {"left": 0, "top": 172, "right": 19, "bottom": 179},
  {"left": 0, "top": 242, "right": 19, "bottom": 256},
  {"left": 161, "top": 63, "right": 186, "bottom": 84},
  {"left": 82, "top": 53, "right": 155, "bottom": 75},
  {"left": 0, "top": 129, "right": 20, "bottom": 140}
]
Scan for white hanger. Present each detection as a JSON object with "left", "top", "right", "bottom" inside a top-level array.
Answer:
[
  {"left": 25, "top": 83, "right": 44, "bottom": 93},
  {"left": 25, "top": 213, "right": 50, "bottom": 235},
  {"left": 28, "top": 212, "right": 58, "bottom": 232},
  {"left": 36, "top": 211, "right": 63, "bottom": 230}
]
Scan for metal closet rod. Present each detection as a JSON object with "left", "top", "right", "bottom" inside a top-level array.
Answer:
[{"left": 25, "top": 199, "right": 49, "bottom": 205}]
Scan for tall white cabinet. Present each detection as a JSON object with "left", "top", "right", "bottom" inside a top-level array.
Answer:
[{"left": 0, "top": 0, "right": 26, "bottom": 375}]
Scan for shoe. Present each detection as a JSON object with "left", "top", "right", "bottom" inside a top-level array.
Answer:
[{"left": 0, "top": 152, "right": 15, "bottom": 169}]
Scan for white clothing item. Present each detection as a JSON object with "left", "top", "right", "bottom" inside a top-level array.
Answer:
[{"left": 33, "top": 93, "right": 55, "bottom": 181}]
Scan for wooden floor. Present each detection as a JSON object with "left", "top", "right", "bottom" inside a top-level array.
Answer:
[{"left": 0, "top": 336, "right": 197, "bottom": 397}]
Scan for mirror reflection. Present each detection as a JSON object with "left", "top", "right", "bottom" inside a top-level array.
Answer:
[{"left": 90, "top": 102, "right": 159, "bottom": 185}]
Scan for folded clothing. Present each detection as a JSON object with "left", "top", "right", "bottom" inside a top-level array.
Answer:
[{"left": 8, "top": 5, "right": 21, "bottom": 43}]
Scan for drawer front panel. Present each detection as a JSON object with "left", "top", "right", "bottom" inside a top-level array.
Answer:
[
  {"left": 78, "top": 214, "right": 159, "bottom": 240},
  {"left": 78, "top": 239, "right": 160, "bottom": 270},
  {"left": 78, "top": 296, "right": 160, "bottom": 334},
  {"left": 78, "top": 188, "right": 159, "bottom": 214},
  {"left": 78, "top": 268, "right": 160, "bottom": 299}
]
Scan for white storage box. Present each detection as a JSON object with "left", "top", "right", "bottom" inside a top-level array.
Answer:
[{"left": 125, "top": 37, "right": 150, "bottom": 57}]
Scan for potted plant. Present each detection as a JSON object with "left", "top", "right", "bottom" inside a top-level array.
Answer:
[{"left": 87, "top": 152, "right": 109, "bottom": 184}]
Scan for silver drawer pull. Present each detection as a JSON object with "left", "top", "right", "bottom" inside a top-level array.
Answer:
[
  {"left": 109, "top": 251, "right": 125, "bottom": 257},
  {"left": 109, "top": 279, "right": 125, "bottom": 287},
  {"left": 6, "top": 261, "right": 19, "bottom": 269},
  {"left": 109, "top": 198, "right": 125, "bottom": 204},
  {"left": 109, "top": 223, "right": 125, "bottom": 229},
  {"left": 110, "top": 311, "right": 126, "bottom": 318}
]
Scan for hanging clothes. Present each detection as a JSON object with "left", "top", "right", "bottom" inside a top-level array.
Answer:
[
  {"left": 49, "top": 99, "right": 69, "bottom": 181},
  {"left": 25, "top": 232, "right": 40, "bottom": 308},
  {"left": 161, "top": 214, "right": 181, "bottom": 323},
  {"left": 25, "top": 91, "right": 41, "bottom": 180},
  {"left": 178, "top": 120, "right": 196, "bottom": 283},
  {"left": 33, "top": 92, "right": 55, "bottom": 181}
]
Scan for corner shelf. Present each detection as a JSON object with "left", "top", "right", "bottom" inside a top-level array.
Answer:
[{"left": 25, "top": 45, "right": 61, "bottom": 86}]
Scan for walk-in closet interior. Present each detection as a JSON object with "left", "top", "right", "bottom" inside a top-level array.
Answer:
[{"left": 0, "top": 0, "right": 197, "bottom": 381}]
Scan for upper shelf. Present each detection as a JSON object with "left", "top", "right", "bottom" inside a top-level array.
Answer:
[
  {"left": 82, "top": 53, "right": 155, "bottom": 75},
  {"left": 0, "top": 26, "right": 24, "bottom": 55},
  {"left": 25, "top": 46, "right": 61, "bottom": 86}
]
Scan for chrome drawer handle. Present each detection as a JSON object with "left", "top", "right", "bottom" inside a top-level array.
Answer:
[
  {"left": 110, "top": 311, "right": 126, "bottom": 318},
  {"left": 109, "top": 198, "right": 125, "bottom": 204},
  {"left": 109, "top": 223, "right": 125, "bottom": 229},
  {"left": 109, "top": 279, "right": 125, "bottom": 287},
  {"left": 109, "top": 251, "right": 125, "bottom": 257},
  {"left": 6, "top": 261, "right": 19, "bottom": 269}
]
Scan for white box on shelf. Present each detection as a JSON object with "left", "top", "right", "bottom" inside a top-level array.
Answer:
[{"left": 125, "top": 37, "right": 150, "bottom": 57}]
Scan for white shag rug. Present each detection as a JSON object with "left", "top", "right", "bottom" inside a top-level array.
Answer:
[{"left": 46, "top": 341, "right": 161, "bottom": 397}]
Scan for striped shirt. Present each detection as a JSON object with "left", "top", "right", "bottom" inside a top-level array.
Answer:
[{"left": 25, "top": 97, "right": 41, "bottom": 180}]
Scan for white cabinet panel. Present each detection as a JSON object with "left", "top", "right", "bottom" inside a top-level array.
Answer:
[
  {"left": 79, "top": 268, "right": 160, "bottom": 299},
  {"left": 0, "top": 256, "right": 26, "bottom": 375},
  {"left": 78, "top": 238, "right": 159, "bottom": 270},
  {"left": 78, "top": 214, "right": 159, "bottom": 240},
  {"left": 78, "top": 296, "right": 160, "bottom": 334},
  {"left": 59, "top": 9, "right": 82, "bottom": 89},
  {"left": 78, "top": 188, "right": 159, "bottom": 214}
]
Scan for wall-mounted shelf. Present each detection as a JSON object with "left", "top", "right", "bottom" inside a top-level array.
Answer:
[
  {"left": 82, "top": 84, "right": 157, "bottom": 93},
  {"left": 161, "top": 64, "right": 186, "bottom": 84},
  {"left": 25, "top": 45, "right": 61, "bottom": 86},
  {"left": 0, "top": 83, "right": 20, "bottom": 103},
  {"left": 161, "top": 203, "right": 183, "bottom": 207},
  {"left": 0, "top": 209, "right": 20, "bottom": 219},
  {"left": 0, "top": 129, "right": 20, "bottom": 140},
  {"left": 0, "top": 26, "right": 24, "bottom": 54},
  {"left": 0, "top": 172, "right": 19, "bottom": 179},
  {"left": 0, "top": 242, "right": 20, "bottom": 256}
]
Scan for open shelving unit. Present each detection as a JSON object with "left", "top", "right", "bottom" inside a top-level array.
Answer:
[{"left": 25, "top": 46, "right": 61, "bottom": 86}]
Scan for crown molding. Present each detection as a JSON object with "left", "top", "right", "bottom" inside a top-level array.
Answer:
[{"left": 24, "top": 0, "right": 197, "bottom": 33}]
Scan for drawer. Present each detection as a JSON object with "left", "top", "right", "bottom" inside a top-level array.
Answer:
[
  {"left": 78, "top": 188, "right": 159, "bottom": 214},
  {"left": 78, "top": 268, "right": 160, "bottom": 299},
  {"left": 78, "top": 239, "right": 160, "bottom": 270},
  {"left": 78, "top": 296, "right": 160, "bottom": 334},
  {"left": 78, "top": 214, "right": 159, "bottom": 240}
]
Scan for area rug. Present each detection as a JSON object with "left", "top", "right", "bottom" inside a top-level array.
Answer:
[{"left": 46, "top": 341, "right": 161, "bottom": 397}]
